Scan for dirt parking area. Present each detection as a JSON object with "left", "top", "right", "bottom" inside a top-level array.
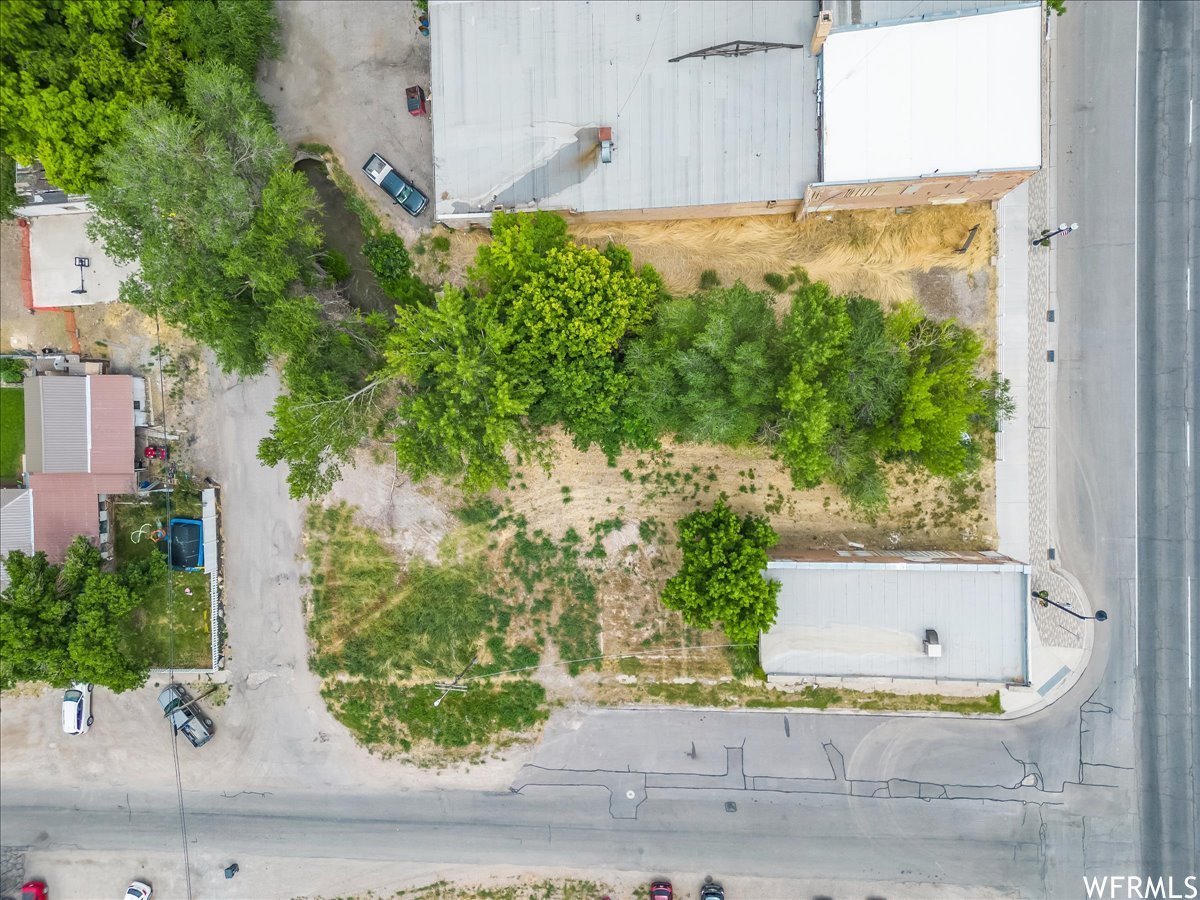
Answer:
[{"left": 259, "top": 0, "right": 434, "bottom": 240}]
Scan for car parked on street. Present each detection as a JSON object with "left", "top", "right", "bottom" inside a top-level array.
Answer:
[
  {"left": 123, "top": 881, "right": 153, "bottom": 900},
  {"left": 157, "top": 684, "right": 213, "bottom": 748},
  {"left": 362, "top": 152, "right": 428, "bottom": 216},
  {"left": 61, "top": 682, "right": 93, "bottom": 734},
  {"left": 650, "top": 881, "right": 673, "bottom": 900}
]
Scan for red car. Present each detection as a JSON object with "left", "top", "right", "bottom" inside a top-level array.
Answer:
[
  {"left": 21, "top": 882, "right": 48, "bottom": 900},
  {"left": 144, "top": 446, "right": 168, "bottom": 459},
  {"left": 650, "top": 882, "right": 672, "bottom": 900}
]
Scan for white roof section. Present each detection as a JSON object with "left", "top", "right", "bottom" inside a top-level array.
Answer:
[
  {"left": 430, "top": 0, "right": 819, "bottom": 217},
  {"left": 821, "top": 4, "right": 1041, "bottom": 183},
  {"left": 761, "top": 560, "right": 1029, "bottom": 682}
]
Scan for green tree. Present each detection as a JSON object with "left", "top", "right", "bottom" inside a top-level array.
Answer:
[
  {"left": 0, "top": 548, "right": 74, "bottom": 687},
  {"left": 384, "top": 286, "right": 544, "bottom": 491},
  {"left": 660, "top": 499, "right": 780, "bottom": 644},
  {"left": 88, "top": 61, "right": 322, "bottom": 374},
  {"left": 1, "top": 0, "right": 281, "bottom": 194},
  {"left": 0, "top": 150, "right": 21, "bottom": 219},
  {"left": 1, "top": 536, "right": 146, "bottom": 691},
  {"left": 882, "top": 303, "right": 987, "bottom": 477},
  {"left": 0, "top": 0, "right": 183, "bottom": 193},
  {"left": 176, "top": 0, "right": 280, "bottom": 77},
  {"left": 624, "top": 283, "right": 785, "bottom": 445},
  {"left": 70, "top": 571, "right": 147, "bottom": 692},
  {"left": 259, "top": 312, "right": 390, "bottom": 499},
  {"left": 776, "top": 280, "right": 852, "bottom": 488}
]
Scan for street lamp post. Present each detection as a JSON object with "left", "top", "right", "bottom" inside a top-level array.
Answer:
[
  {"left": 1033, "top": 590, "right": 1107, "bottom": 622},
  {"left": 1031, "top": 223, "right": 1079, "bottom": 247}
]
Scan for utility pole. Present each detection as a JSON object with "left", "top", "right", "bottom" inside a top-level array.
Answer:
[{"left": 433, "top": 656, "right": 478, "bottom": 707}]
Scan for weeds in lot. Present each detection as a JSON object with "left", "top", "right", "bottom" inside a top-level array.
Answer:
[
  {"left": 599, "top": 679, "right": 1003, "bottom": 714},
  {"left": 321, "top": 679, "right": 546, "bottom": 754},
  {"left": 397, "top": 878, "right": 611, "bottom": 900},
  {"left": 305, "top": 502, "right": 551, "bottom": 755}
]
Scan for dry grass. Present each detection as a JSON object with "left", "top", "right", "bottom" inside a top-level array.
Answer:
[{"left": 569, "top": 203, "right": 996, "bottom": 302}]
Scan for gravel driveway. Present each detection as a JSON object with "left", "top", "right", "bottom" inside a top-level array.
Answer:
[{"left": 258, "top": 0, "right": 435, "bottom": 240}]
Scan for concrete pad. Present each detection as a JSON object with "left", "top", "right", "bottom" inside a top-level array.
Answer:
[{"left": 27, "top": 212, "right": 137, "bottom": 309}]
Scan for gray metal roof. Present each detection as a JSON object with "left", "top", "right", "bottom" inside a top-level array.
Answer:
[
  {"left": 828, "top": 0, "right": 1032, "bottom": 30},
  {"left": 430, "top": 0, "right": 820, "bottom": 218},
  {"left": 23, "top": 377, "right": 88, "bottom": 473},
  {"left": 0, "top": 489, "right": 35, "bottom": 591},
  {"left": 761, "top": 560, "right": 1029, "bottom": 683}
]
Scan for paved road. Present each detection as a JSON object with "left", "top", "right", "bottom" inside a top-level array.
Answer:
[
  {"left": 1132, "top": 0, "right": 1199, "bottom": 879},
  {"left": 1053, "top": 0, "right": 1199, "bottom": 882}
]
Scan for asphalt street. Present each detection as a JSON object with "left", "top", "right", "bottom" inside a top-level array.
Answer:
[
  {"left": 1131, "top": 0, "right": 1199, "bottom": 878},
  {"left": 1053, "top": 0, "right": 1198, "bottom": 882}
]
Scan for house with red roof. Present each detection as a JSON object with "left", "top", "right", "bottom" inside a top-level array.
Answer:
[{"left": 0, "top": 373, "right": 144, "bottom": 587}]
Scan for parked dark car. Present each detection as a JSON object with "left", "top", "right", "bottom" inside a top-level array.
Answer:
[
  {"left": 362, "top": 153, "right": 428, "bottom": 216},
  {"left": 700, "top": 877, "right": 725, "bottom": 900},
  {"left": 158, "top": 684, "right": 213, "bottom": 748}
]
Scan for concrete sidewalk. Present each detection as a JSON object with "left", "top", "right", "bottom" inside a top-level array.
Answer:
[{"left": 993, "top": 15, "right": 1093, "bottom": 715}]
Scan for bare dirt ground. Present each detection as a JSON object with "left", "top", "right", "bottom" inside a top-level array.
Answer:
[
  {"left": 570, "top": 203, "right": 996, "bottom": 305},
  {"left": 258, "top": 0, "right": 435, "bottom": 240},
  {"left": 0, "top": 220, "right": 71, "bottom": 352}
]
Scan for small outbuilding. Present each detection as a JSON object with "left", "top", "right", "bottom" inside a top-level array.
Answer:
[{"left": 761, "top": 553, "right": 1030, "bottom": 685}]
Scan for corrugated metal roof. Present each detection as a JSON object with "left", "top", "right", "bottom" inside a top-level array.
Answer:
[
  {"left": 87, "top": 375, "right": 134, "bottom": 474},
  {"left": 431, "top": 0, "right": 819, "bottom": 217},
  {"left": 0, "top": 488, "right": 35, "bottom": 591},
  {"left": 24, "top": 377, "right": 89, "bottom": 472},
  {"left": 761, "top": 560, "right": 1029, "bottom": 683},
  {"left": 28, "top": 472, "right": 134, "bottom": 563},
  {"left": 821, "top": 5, "right": 1041, "bottom": 182}
]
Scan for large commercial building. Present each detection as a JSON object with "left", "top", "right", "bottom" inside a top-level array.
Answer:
[{"left": 429, "top": 0, "right": 1040, "bottom": 223}]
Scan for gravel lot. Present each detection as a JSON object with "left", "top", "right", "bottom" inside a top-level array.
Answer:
[{"left": 258, "top": 0, "right": 435, "bottom": 239}]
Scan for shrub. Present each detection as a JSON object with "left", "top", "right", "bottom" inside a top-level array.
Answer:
[
  {"left": 321, "top": 249, "right": 352, "bottom": 283},
  {"left": 699, "top": 269, "right": 721, "bottom": 289},
  {"left": 763, "top": 272, "right": 789, "bottom": 292},
  {"left": 0, "top": 357, "right": 27, "bottom": 383},
  {"left": 431, "top": 235, "right": 451, "bottom": 252}
]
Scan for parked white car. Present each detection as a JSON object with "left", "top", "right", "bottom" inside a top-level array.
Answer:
[
  {"left": 124, "top": 880, "right": 153, "bottom": 900},
  {"left": 61, "top": 682, "right": 93, "bottom": 734}
]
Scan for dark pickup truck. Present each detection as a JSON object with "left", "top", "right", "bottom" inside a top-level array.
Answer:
[
  {"left": 158, "top": 683, "right": 213, "bottom": 748},
  {"left": 362, "top": 153, "right": 428, "bottom": 216}
]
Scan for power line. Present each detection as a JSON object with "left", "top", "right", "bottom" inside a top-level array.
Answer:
[{"left": 154, "top": 313, "right": 193, "bottom": 900}]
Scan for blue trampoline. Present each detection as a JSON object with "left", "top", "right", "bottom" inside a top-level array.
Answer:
[{"left": 167, "top": 518, "right": 204, "bottom": 571}]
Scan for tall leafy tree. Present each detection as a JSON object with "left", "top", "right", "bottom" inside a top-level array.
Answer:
[
  {"left": 0, "top": 0, "right": 183, "bottom": 193},
  {"left": 70, "top": 572, "right": 148, "bottom": 692},
  {"left": 384, "top": 286, "right": 544, "bottom": 492},
  {"left": 88, "top": 60, "right": 322, "bottom": 374},
  {"left": 624, "top": 283, "right": 785, "bottom": 445},
  {"left": 1, "top": 0, "right": 281, "bottom": 194},
  {"left": 0, "top": 536, "right": 147, "bottom": 691},
  {"left": 661, "top": 499, "right": 780, "bottom": 644}
]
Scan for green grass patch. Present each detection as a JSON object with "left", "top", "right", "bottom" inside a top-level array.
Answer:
[
  {"left": 305, "top": 503, "right": 549, "bottom": 753},
  {"left": 111, "top": 491, "right": 212, "bottom": 668},
  {"left": 322, "top": 678, "right": 547, "bottom": 753},
  {"left": 398, "top": 879, "right": 611, "bottom": 900},
  {"left": 0, "top": 387, "right": 25, "bottom": 480}
]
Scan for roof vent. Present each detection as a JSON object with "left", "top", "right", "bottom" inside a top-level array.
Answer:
[
  {"left": 599, "top": 126, "right": 614, "bottom": 164},
  {"left": 923, "top": 629, "right": 942, "bottom": 657}
]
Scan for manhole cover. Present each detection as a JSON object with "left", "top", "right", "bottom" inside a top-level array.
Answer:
[{"left": 725, "top": 801, "right": 737, "bottom": 813}]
